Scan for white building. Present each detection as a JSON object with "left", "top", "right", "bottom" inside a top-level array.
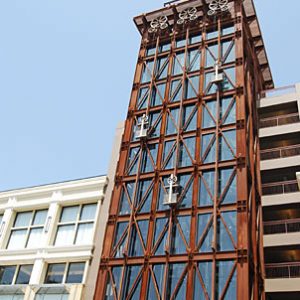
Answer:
[{"left": 0, "top": 176, "right": 109, "bottom": 300}]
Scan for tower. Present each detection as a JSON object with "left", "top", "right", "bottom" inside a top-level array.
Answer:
[{"left": 94, "top": 0, "right": 274, "bottom": 299}]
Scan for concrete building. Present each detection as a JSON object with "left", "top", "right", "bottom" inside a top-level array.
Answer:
[
  {"left": 258, "top": 84, "right": 300, "bottom": 300},
  {"left": 0, "top": 176, "right": 107, "bottom": 300}
]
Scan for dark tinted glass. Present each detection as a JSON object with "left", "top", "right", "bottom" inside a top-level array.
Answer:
[
  {"left": 45, "top": 264, "right": 65, "bottom": 284},
  {"left": 0, "top": 266, "right": 16, "bottom": 285},
  {"left": 16, "top": 265, "right": 33, "bottom": 284},
  {"left": 66, "top": 263, "right": 85, "bottom": 283}
]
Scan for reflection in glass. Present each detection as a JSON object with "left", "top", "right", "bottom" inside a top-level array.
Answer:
[{"left": 16, "top": 265, "right": 33, "bottom": 284}]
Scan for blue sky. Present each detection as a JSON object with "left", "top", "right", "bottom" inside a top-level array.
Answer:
[{"left": 0, "top": 0, "right": 299, "bottom": 191}]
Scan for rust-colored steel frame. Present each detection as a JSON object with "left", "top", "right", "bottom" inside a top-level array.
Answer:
[{"left": 95, "top": 1, "right": 266, "bottom": 300}]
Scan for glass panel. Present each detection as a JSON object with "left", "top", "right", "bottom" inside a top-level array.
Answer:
[
  {"left": 35, "top": 294, "right": 68, "bottom": 300},
  {"left": 141, "top": 60, "right": 154, "bottom": 83},
  {"left": 147, "top": 264, "right": 165, "bottom": 300},
  {"left": 171, "top": 216, "right": 190, "bottom": 254},
  {"left": 156, "top": 56, "right": 169, "bottom": 79},
  {"left": 221, "top": 97, "right": 236, "bottom": 125},
  {"left": 122, "top": 265, "right": 142, "bottom": 300},
  {"left": 219, "top": 169, "right": 236, "bottom": 204},
  {"left": 0, "top": 266, "right": 16, "bottom": 284},
  {"left": 218, "top": 211, "right": 236, "bottom": 251},
  {"left": 75, "top": 223, "right": 94, "bottom": 245},
  {"left": 113, "top": 222, "right": 128, "bottom": 258},
  {"left": 194, "top": 261, "right": 212, "bottom": 299},
  {"left": 187, "top": 49, "right": 200, "bottom": 72},
  {"left": 202, "top": 100, "right": 217, "bottom": 128},
  {"left": 0, "top": 295, "right": 24, "bottom": 300},
  {"left": 172, "top": 53, "right": 185, "bottom": 75},
  {"left": 137, "top": 86, "right": 149, "bottom": 110},
  {"left": 160, "top": 42, "right": 171, "bottom": 53},
  {"left": 45, "top": 264, "right": 65, "bottom": 284},
  {"left": 110, "top": 266, "right": 123, "bottom": 298},
  {"left": 136, "top": 180, "right": 153, "bottom": 213},
  {"left": 163, "top": 140, "right": 176, "bottom": 170},
  {"left": 223, "top": 67, "right": 235, "bottom": 91},
  {"left": 80, "top": 204, "right": 97, "bottom": 221},
  {"left": 222, "top": 41, "right": 235, "bottom": 64},
  {"left": 60, "top": 206, "right": 78, "bottom": 223},
  {"left": 205, "top": 44, "right": 218, "bottom": 68},
  {"left": 170, "top": 79, "right": 182, "bottom": 102},
  {"left": 27, "top": 228, "right": 43, "bottom": 248},
  {"left": 216, "top": 261, "right": 236, "bottom": 299},
  {"left": 178, "top": 137, "right": 195, "bottom": 168},
  {"left": 166, "top": 264, "right": 186, "bottom": 299},
  {"left": 141, "top": 144, "right": 158, "bottom": 173},
  {"left": 197, "top": 214, "right": 213, "bottom": 253},
  {"left": 166, "top": 108, "right": 179, "bottom": 135},
  {"left": 178, "top": 174, "right": 193, "bottom": 208},
  {"left": 222, "top": 25, "right": 235, "bottom": 36},
  {"left": 146, "top": 47, "right": 156, "bottom": 56},
  {"left": 199, "top": 171, "right": 215, "bottom": 207},
  {"left": 16, "top": 265, "right": 33, "bottom": 284},
  {"left": 149, "top": 112, "right": 162, "bottom": 138},
  {"left": 151, "top": 83, "right": 165, "bottom": 107},
  {"left": 128, "top": 224, "right": 145, "bottom": 257},
  {"left": 204, "top": 72, "right": 218, "bottom": 95},
  {"left": 201, "top": 133, "right": 216, "bottom": 163},
  {"left": 127, "top": 147, "right": 140, "bottom": 175},
  {"left": 206, "top": 29, "right": 218, "bottom": 40},
  {"left": 66, "top": 262, "right": 85, "bottom": 283},
  {"left": 220, "top": 130, "right": 236, "bottom": 161},
  {"left": 14, "top": 212, "right": 32, "bottom": 227},
  {"left": 55, "top": 225, "right": 75, "bottom": 246},
  {"left": 190, "top": 34, "right": 201, "bottom": 44},
  {"left": 182, "top": 105, "right": 197, "bottom": 132},
  {"left": 119, "top": 182, "right": 134, "bottom": 215},
  {"left": 0, "top": 215, "right": 3, "bottom": 224},
  {"left": 185, "top": 75, "right": 199, "bottom": 99},
  {"left": 33, "top": 210, "right": 47, "bottom": 225},
  {"left": 153, "top": 217, "right": 168, "bottom": 255},
  {"left": 7, "top": 230, "right": 27, "bottom": 249},
  {"left": 176, "top": 39, "right": 186, "bottom": 48}
]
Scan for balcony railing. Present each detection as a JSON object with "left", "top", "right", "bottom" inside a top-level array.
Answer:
[
  {"left": 265, "top": 262, "right": 300, "bottom": 279},
  {"left": 261, "top": 85, "right": 296, "bottom": 99},
  {"left": 259, "top": 112, "right": 300, "bottom": 129},
  {"left": 262, "top": 180, "right": 299, "bottom": 195},
  {"left": 260, "top": 144, "right": 300, "bottom": 160},
  {"left": 264, "top": 218, "right": 300, "bottom": 235}
]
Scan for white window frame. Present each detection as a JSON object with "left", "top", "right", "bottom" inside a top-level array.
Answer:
[
  {"left": 54, "top": 203, "right": 97, "bottom": 246},
  {"left": 0, "top": 264, "right": 33, "bottom": 285},
  {"left": 6, "top": 209, "right": 48, "bottom": 249},
  {"left": 44, "top": 262, "right": 86, "bottom": 284}
]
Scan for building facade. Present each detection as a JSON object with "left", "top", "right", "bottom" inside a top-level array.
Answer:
[
  {"left": 0, "top": 176, "right": 108, "bottom": 300},
  {"left": 258, "top": 84, "right": 300, "bottom": 300},
  {"left": 94, "top": 0, "right": 273, "bottom": 299}
]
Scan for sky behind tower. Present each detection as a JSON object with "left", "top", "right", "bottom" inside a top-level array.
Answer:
[{"left": 0, "top": 0, "right": 299, "bottom": 191}]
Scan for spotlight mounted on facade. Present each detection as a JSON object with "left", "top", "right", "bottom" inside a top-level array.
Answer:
[
  {"left": 163, "top": 174, "right": 180, "bottom": 206},
  {"left": 135, "top": 114, "right": 149, "bottom": 140}
]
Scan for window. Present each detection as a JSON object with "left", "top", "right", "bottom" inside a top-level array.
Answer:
[
  {"left": 0, "top": 265, "right": 33, "bottom": 285},
  {"left": 0, "top": 294, "right": 24, "bottom": 300},
  {"left": 45, "top": 262, "right": 85, "bottom": 284},
  {"left": 54, "top": 204, "right": 97, "bottom": 246},
  {"left": 7, "top": 210, "right": 47, "bottom": 250}
]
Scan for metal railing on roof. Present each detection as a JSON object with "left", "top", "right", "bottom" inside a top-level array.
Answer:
[
  {"left": 264, "top": 218, "right": 300, "bottom": 235},
  {"left": 265, "top": 262, "right": 300, "bottom": 279},
  {"left": 260, "top": 144, "right": 300, "bottom": 160},
  {"left": 262, "top": 180, "right": 299, "bottom": 195},
  {"left": 259, "top": 112, "right": 299, "bottom": 129},
  {"left": 261, "top": 85, "right": 296, "bottom": 99}
]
